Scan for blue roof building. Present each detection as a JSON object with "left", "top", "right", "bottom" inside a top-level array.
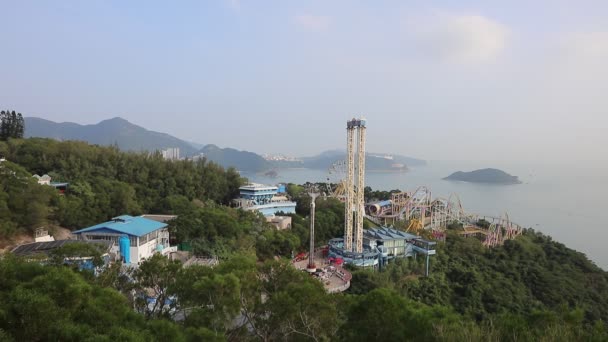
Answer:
[
  {"left": 328, "top": 226, "right": 436, "bottom": 272},
  {"left": 73, "top": 215, "right": 173, "bottom": 264},
  {"left": 234, "top": 183, "right": 297, "bottom": 217}
]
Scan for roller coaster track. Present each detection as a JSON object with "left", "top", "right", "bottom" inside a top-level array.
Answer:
[{"left": 365, "top": 187, "right": 523, "bottom": 247}]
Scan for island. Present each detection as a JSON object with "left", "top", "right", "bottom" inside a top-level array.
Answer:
[{"left": 443, "top": 168, "right": 521, "bottom": 185}]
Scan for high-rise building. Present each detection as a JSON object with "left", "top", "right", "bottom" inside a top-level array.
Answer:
[{"left": 161, "top": 147, "right": 180, "bottom": 160}]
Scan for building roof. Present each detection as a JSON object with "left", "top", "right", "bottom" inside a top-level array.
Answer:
[
  {"left": 73, "top": 215, "right": 167, "bottom": 237},
  {"left": 364, "top": 227, "right": 420, "bottom": 241},
  {"left": 239, "top": 183, "right": 278, "bottom": 191},
  {"left": 11, "top": 240, "right": 113, "bottom": 257},
  {"left": 141, "top": 214, "right": 178, "bottom": 223}
]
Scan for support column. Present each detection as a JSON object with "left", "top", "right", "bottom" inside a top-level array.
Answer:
[
  {"left": 354, "top": 125, "right": 366, "bottom": 253},
  {"left": 307, "top": 197, "right": 317, "bottom": 271},
  {"left": 344, "top": 126, "right": 355, "bottom": 252}
]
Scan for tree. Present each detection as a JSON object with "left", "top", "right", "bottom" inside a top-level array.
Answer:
[
  {"left": 239, "top": 260, "right": 338, "bottom": 342},
  {"left": 49, "top": 242, "right": 105, "bottom": 269},
  {"left": 132, "top": 254, "right": 182, "bottom": 319},
  {"left": 0, "top": 110, "right": 24, "bottom": 141}
]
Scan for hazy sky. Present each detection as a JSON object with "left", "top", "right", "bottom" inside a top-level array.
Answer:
[{"left": 2, "top": 1, "right": 607, "bottom": 163}]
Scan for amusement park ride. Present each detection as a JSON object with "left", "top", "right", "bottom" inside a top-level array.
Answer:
[
  {"left": 363, "top": 187, "right": 523, "bottom": 247},
  {"left": 344, "top": 118, "right": 367, "bottom": 253},
  {"left": 326, "top": 160, "right": 348, "bottom": 201},
  {"left": 325, "top": 159, "right": 522, "bottom": 247}
]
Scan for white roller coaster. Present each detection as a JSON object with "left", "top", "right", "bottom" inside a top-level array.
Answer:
[{"left": 364, "top": 186, "right": 523, "bottom": 247}]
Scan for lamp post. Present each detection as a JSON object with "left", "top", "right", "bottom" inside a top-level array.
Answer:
[{"left": 306, "top": 184, "right": 320, "bottom": 272}]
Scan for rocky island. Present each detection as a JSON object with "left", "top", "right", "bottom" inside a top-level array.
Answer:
[{"left": 443, "top": 168, "right": 521, "bottom": 185}]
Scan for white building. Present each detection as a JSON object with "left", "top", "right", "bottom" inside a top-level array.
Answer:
[
  {"left": 32, "top": 174, "right": 52, "bottom": 185},
  {"left": 73, "top": 215, "right": 173, "bottom": 264},
  {"left": 161, "top": 148, "right": 180, "bottom": 160}
]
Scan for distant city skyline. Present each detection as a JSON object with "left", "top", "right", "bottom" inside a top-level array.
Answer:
[{"left": 2, "top": 1, "right": 607, "bottom": 164}]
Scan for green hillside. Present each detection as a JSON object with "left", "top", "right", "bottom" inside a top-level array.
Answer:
[{"left": 0, "top": 138, "right": 242, "bottom": 239}]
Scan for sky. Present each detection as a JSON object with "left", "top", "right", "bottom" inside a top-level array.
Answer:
[{"left": 1, "top": 0, "right": 607, "bottom": 163}]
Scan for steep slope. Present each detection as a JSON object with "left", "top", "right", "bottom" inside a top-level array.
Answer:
[{"left": 24, "top": 117, "right": 198, "bottom": 156}]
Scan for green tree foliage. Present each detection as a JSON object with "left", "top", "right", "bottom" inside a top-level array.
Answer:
[
  {"left": 48, "top": 242, "right": 105, "bottom": 268},
  {"left": 0, "top": 138, "right": 244, "bottom": 236},
  {"left": 0, "top": 110, "right": 24, "bottom": 141},
  {"left": 0, "top": 256, "right": 193, "bottom": 341},
  {"left": 0, "top": 161, "right": 57, "bottom": 238},
  {"left": 132, "top": 254, "right": 183, "bottom": 319},
  {"left": 3, "top": 246, "right": 607, "bottom": 341},
  {"left": 165, "top": 198, "right": 307, "bottom": 261},
  {"left": 363, "top": 186, "right": 402, "bottom": 202}
]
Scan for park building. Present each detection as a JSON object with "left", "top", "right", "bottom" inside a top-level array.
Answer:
[
  {"left": 33, "top": 174, "right": 52, "bottom": 185},
  {"left": 73, "top": 215, "right": 175, "bottom": 264},
  {"left": 32, "top": 174, "right": 69, "bottom": 194},
  {"left": 233, "top": 183, "right": 296, "bottom": 217},
  {"left": 328, "top": 226, "right": 436, "bottom": 273}
]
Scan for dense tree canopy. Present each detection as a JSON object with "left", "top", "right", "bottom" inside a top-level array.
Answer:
[
  {"left": 0, "top": 160, "right": 57, "bottom": 238},
  {"left": 0, "top": 138, "right": 243, "bottom": 239},
  {"left": 0, "top": 110, "right": 24, "bottom": 141},
  {"left": 3, "top": 247, "right": 606, "bottom": 342}
]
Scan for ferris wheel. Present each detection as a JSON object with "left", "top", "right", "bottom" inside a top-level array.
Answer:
[{"left": 326, "top": 160, "right": 348, "bottom": 201}]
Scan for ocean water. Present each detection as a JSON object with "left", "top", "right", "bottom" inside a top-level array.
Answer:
[{"left": 245, "top": 161, "right": 608, "bottom": 269}]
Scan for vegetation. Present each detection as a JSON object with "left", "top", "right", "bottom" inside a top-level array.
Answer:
[
  {"left": 0, "top": 160, "right": 57, "bottom": 239},
  {"left": 2, "top": 242, "right": 606, "bottom": 341},
  {"left": 349, "top": 230, "right": 608, "bottom": 325},
  {"left": 363, "top": 186, "right": 402, "bottom": 202},
  {"left": 0, "top": 138, "right": 242, "bottom": 239},
  {"left": 0, "top": 110, "right": 25, "bottom": 141},
  {"left": 2, "top": 136, "right": 607, "bottom": 341}
]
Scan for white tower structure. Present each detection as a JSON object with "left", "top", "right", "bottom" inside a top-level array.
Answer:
[
  {"left": 344, "top": 118, "right": 367, "bottom": 253},
  {"left": 306, "top": 185, "right": 320, "bottom": 272}
]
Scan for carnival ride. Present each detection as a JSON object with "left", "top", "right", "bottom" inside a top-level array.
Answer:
[
  {"left": 406, "top": 218, "right": 424, "bottom": 233},
  {"left": 364, "top": 187, "right": 523, "bottom": 247},
  {"left": 326, "top": 160, "right": 348, "bottom": 201}
]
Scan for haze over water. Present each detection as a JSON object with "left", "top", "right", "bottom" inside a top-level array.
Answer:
[{"left": 248, "top": 160, "right": 608, "bottom": 269}]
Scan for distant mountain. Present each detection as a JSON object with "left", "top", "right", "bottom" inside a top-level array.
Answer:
[
  {"left": 300, "top": 150, "right": 426, "bottom": 171},
  {"left": 24, "top": 117, "right": 198, "bottom": 156},
  {"left": 444, "top": 168, "right": 521, "bottom": 185},
  {"left": 199, "top": 144, "right": 270, "bottom": 172},
  {"left": 187, "top": 141, "right": 206, "bottom": 150},
  {"left": 23, "top": 117, "right": 424, "bottom": 173}
]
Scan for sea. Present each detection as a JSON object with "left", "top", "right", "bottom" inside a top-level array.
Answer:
[{"left": 244, "top": 160, "right": 608, "bottom": 270}]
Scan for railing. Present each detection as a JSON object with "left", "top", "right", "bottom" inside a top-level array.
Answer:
[
  {"left": 328, "top": 281, "right": 350, "bottom": 294},
  {"left": 162, "top": 246, "right": 178, "bottom": 255}
]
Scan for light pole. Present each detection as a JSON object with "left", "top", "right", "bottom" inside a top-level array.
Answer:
[{"left": 306, "top": 184, "right": 320, "bottom": 272}]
